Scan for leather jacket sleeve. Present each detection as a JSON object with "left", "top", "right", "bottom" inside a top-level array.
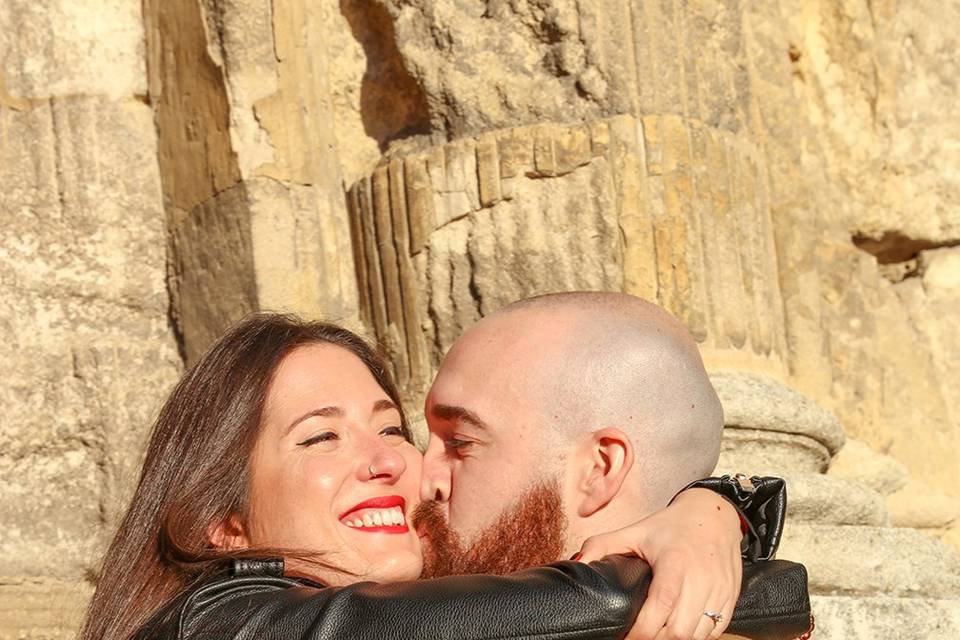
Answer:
[
  {"left": 154, "top": 557, "right": 810, "bottom": 640},
  {"left": 169, "top": 558, "right": 648, "bottom": 640}
]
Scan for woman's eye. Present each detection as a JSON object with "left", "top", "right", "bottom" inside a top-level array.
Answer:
[
  {"left": 379, "top": 425, "right": 410, "bottom": 442},
  {"left": 298, "top": 431, "right": 339, "bottom": 447}
]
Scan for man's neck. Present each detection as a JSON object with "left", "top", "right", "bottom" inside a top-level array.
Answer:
[{"left": 563, "top": 499, "right": 656, "bottom": 559}]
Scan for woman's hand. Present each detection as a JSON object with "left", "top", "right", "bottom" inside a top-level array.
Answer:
[{"left": 576, "top": 488, "right": 743, "bottom": 640}]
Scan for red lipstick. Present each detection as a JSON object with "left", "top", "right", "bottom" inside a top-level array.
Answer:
[
  {"left": 339, "top": 495, "right": 409, "bottom": 534},
  {"left": 339, "top": 495, "right": 406, "bottom": 520}
]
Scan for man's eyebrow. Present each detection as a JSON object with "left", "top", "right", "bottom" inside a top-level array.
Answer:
[
  {"left": 429, "top": 404, "right": 489, "bottom": 430},
  {"left": 287, "top": 400, "right": 400, "bottom": 435}
]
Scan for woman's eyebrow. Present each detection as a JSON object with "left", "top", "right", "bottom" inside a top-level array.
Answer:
[
  {"left": 287, "top": 406, "right": 343, "bottom": 434},
  {"left": 286, "top": 400, "right": 399, "bottom": 434},
  {"left": 372, "top": 399, "right": 400, "bottom": 414}
]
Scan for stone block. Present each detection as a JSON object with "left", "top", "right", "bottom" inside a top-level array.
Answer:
[
  {"left": 717, "top": 429, "right": 830, "bottom": 475},
  {"left": 144, "top": 0, "right": 241, "bottom": 212},
  {"left": 694, "top": 124, "right": 746, "bottom": 351},
  {"left": 810, "top": 0, "right": 960, "bottom": 246},
  {"left": 785, "top": 474, "right": 889, "bottom": 527},
  {"left": 0, "top": 94, "right": 180, "bottom": 583},
  {"left": 497, "top": 127, "right": 535, "bottom": 181},
  {"left": 168, "top": 184, "right": 257, "bottom": 364},
  {"left": 0, "top": 581, "right": 92, "bottom": 640},
  {"left": 810, "top": 595, "right": 960, "bottom": 639},
  {"left": 711, "top": 372, "right": 845, "bottom": 454},
  {"left": 206, "top": 0, "right": 279, "bottom": 177},
  {"left": 609, "top": 116, "right": 657, "bottom": 302},
  {"left": 1, "top": 0, "right": 145, "bottom": 98},
  {"left": 0, "top": 449, "right": 101, "bottom": 580},
  {"left": 887, "top": 479, "right": 960, "bottom": 530},
  {"left": 553, "top": 124, "right": 593, "bottom": 175},
  {"left": 403, "top": 156, "right": 434, "bottom": 254},
  {"left": 828, "top": 439, "right": 909, "bottom": 496},
  {"left": 387, "top": 0, "right": 602, "bottom": 140},
  {"left": 438, "top": 140, "right": 480, "bottom": 224},
  {"left": 778, "top": 524, "right": 960, "bottom": 598},
  {"left": 475, "top": 136, "right": 501, "bottom": 206},
  {"left": 0, "top": 98, "right": 170, "bottom": 309}
]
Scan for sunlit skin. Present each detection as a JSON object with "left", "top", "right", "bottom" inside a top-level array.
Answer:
[
  {"left": 420, "top": 300, "right": 744, "bottom": 640},
  {"left": 421, "top": 320, "right": 562, "bottom": 550},
  {"left": 226, "top": 343, "right": 423, "bottom": 585},
  {"left": 204, "top": 305, "right": 741, "bottom": 639}
]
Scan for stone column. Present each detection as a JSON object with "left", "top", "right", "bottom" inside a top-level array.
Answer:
[
  {"left": 347, "top": 116, "right": 790, "bottom": 405},
  {"left": 715, "top": 372, "right": 960, "bottom": 637},
  {"left": 144, "top": 0, "right": 363, "bottom": 363},
  {"left": 0, "top": 2, "right": 181, "bottom": 637},
  {"left": 346, "top": 115, "right": 960, "bottom": 636}
]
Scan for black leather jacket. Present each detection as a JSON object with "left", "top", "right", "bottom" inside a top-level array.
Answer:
[
  {"left": 137, "top": 477, "right": 809, "bottom": 639},
  {"left": 138, "top": 558, "right": 810, "bottom": 640}
]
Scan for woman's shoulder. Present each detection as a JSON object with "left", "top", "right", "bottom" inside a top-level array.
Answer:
[{"left": 137, "top": 572, "right": 315, "bottom": 640}]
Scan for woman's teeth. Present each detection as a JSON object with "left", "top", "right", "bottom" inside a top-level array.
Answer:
[{"left": 344, "top": 506, "right": 406, "bottom": 528}]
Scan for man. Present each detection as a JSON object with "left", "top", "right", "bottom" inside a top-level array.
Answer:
[{"left": 416, "top": 292, "right": 750, "bottom": 640}]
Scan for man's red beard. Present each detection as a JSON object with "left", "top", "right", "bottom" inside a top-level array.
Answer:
[{"left": 412, "top": 479, "right": 567, "bottom": 578}]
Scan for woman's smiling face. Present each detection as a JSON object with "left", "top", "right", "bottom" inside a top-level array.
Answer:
[{"left": 240, "top": 342, "right": 423, "bottom": 584}]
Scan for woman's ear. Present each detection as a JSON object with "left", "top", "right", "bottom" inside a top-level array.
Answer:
[
  {"left": 573, "top": 428, "right": 634, "bottom": 518},
  {"left": 207, "top": 515, "right": 250, "bottom": 550}
]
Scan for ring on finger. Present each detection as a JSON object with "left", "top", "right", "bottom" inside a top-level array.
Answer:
[{"left": 703, "top": 610, "right": 724, "bottom": 625}]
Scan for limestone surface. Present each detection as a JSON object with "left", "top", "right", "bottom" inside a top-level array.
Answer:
[
  {"left": 711, "top": 372, "right": 846, "bottom": 454},
  {"left": 828, "top": 438, "right": 909, "bottom": 496},
  {"left": 778, "top": 524, "right": 960, "bottom": 597},
  {"left": 1, "top": 5, "right": 181, "bottom": 635},
  {"left": 785, "top": 475, "right": 890, "bottom": 527},
  {"left": 0, "top": 0, "right": 145, "bottom": 98},
  {"left": 794, "top": 0, "right": 960, "bottom": 247},
  {"left": 716, "top": 429, "right": 831, "bottom": 476},
  {"left": 810, "top": 595, "right": 960, "bottom": 640},
  {"left": 3, "top": 1, "right": 960, "bottom": 638}
]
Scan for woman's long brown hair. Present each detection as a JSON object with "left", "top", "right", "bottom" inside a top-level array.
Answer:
[{"left": 78, "top": 313, "right": 407, "bottom": 640}]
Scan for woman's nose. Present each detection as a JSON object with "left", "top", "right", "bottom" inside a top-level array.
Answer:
[{"left": 358, "top": 438, "right": 407, "bottom": 483}]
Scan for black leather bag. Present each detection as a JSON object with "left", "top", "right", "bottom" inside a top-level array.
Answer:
[
  {"left": 678, "top": 475, "right": 787, "bottom": 561},
  {"left": 732, "top": 560, "right": 812, "bottom": 639}
]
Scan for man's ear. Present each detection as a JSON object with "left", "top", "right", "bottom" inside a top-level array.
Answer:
[
  {"left": 206, "top": 514, "right": 250, "bottom": 550},
  {"left": 574, "top": 428, "right": 634, "bottom": 518}
]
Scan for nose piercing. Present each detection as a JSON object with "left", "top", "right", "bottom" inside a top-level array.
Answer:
[{"left": 368, "top": 464, "right": 375, "bottom": 478}]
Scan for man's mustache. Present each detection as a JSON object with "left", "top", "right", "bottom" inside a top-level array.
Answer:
[
  {"left": 411, "top": 499, "right": 449, "bottom": 537},
  {"left": 411, "top": 499, "right": 462, "bottom": 579}
]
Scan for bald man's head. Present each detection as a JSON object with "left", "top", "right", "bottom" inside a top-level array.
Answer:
[
  {"left": 493, "top": 292, "right": 723, "bottom": 505},
  {"left": 419, "top": 292, "right": 724, "bottom": 562}
]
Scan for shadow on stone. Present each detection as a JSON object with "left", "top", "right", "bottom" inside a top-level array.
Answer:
[{"left": 339, "top": 0, "right": 432, "bottom": 151}]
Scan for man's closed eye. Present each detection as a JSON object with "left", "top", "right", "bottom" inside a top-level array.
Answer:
[{"left": 444, "top": 438, "right": 473, "bottom": 454}]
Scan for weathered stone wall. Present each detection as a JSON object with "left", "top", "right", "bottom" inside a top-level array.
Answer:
[
  {"left": 0, "top": 2, "right": 182, "bottom": 637},
  {"left": 2, "top": 1, "right": 959, "bottom": 639},
  {"left": 347, "top": 0, "right": 960, "bottom": 541}
]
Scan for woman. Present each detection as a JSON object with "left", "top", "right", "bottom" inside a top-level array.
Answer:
[{"left": 80, "top": 314, "right": 807, "bottom": 640}]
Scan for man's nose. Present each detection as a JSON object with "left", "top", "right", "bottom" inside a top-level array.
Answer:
[
  {"left": 420, "top": 435, "right": 451, "bottom": 503},
  {"left": 358, "top": 437, "right": 407, "bottom": 483}
]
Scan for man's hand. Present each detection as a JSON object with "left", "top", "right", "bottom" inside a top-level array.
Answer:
[{"left": 576, "top": 488, "right": 743, "bottom": 640}]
